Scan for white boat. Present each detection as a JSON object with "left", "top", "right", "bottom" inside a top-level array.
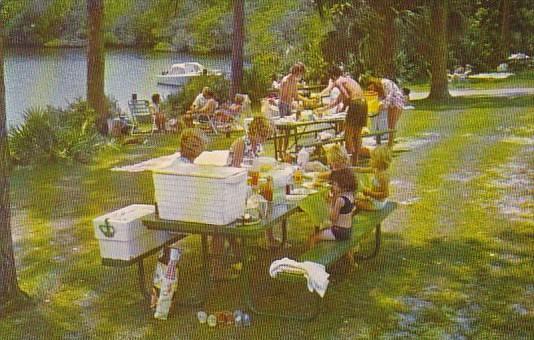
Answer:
[{"left": 156, "top": 62, "right": 222, "bottom": 86}]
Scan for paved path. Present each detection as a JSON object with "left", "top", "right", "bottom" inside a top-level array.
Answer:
[{"left": 411, "top": 87, "right": 534, "bottom": 100}]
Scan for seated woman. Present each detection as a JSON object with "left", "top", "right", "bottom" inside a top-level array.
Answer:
[
  {"left": 214, "top": 94, "right": 245, "bottom": 124},
  {"left": 226, "top": 116, "right": 283, "bottom": 249},
  {"left": 228, "top": 116, "right": 273, "bottom": 167},
  {"left": 183, "top": 89, "right": 218, "bottom": 128}
]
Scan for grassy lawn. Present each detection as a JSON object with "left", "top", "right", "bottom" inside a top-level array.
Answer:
[
  {"left": 407, "top": 70, "right": 534, "bottom": 92},
  {"left": 1, "top": 91, "right": 533, "bottom": 338}
]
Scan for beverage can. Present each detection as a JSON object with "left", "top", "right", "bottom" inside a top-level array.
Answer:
[
  {"left": 197, "top": 311, "right": 208, "bottom": 324},
  {"left": 207, "top": 314, "right": 217, "bottom": 327},
  {"left": 242, "top": 313, "right": 251, "bottom": 327}
]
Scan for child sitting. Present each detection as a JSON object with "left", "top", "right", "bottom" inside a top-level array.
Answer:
[
  {"left": 317, "top": 144, "right": 350, "bottom": 181},
  {"left": 355, "top": 145, "right": 391, "bottom": 211},
  {"left": 309, "top": 168, "right": 356, "bottom": 245}
]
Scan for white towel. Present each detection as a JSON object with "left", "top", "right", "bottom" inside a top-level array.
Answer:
[
  {"left": 111, "top": 152, "right": 181, "bottom": 172},
  {"left": 193, "top": 150, "right": 230, "bottom": 167},
  {"left": 269, "top": 257, "right": 330, "bottom": 298}
]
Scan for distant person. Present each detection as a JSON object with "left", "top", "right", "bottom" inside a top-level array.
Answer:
[
  {"left": 191, "top": 87, "right": 210, "bottom": 110},
  {"left": 271, "top": 73, "right": 280, "bottom": 90},
  {"left": 367, "top": 77, "right": 405, "bottom": 147},
  {"left": 184, "top": 89, "right": 218, "bottom": 128},
  {"left": 279, "top": 62, "right": 306, "bottom": 118},
  {"left": 150, "top": 93, "right": 166, "bottom": 132}
]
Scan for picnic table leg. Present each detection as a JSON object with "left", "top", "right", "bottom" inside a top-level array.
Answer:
[
  {"left": 242, "top": 237, "right": 320, "bottom": 321},
  {"left": 273, "top": 131, "right": 280, "bottom": 161},
  {"left": 354, "top": 223, "right": 382, "bottom": 261},
  {"left": 137, "top": 259, "right": 150, "bottom": 301}
]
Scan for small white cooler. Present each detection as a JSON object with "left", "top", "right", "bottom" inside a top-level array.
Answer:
[
  {"left": 93, "top": 204, "right": 173, "bottom": 261},
  {"left": 153, "top": 164, "right": 248, "bottom": 225}
]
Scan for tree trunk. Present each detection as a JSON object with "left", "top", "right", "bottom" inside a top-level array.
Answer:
[
  {"left": 500, "top": 0, "right": 511, "bottom": 61},
  {"left": 0, "top": 14, "right": 22, "bottom": 307},
  {"left": 380, "top": 6, "right": 397, "bottom": 79},
  {"left": 230, "top": 0, "right": 244, "bottom": 99},
  {"left": 428, "top": 0, "right": 450, "bottom": 100},
  {"left": 87, "top": 0, "right": 108, "bottom": 135}
]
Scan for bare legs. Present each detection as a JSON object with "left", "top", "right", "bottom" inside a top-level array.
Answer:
[{"left": 387, "top": 107, "right": 403, "bottom": 147}]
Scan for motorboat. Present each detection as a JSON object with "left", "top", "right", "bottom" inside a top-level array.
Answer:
[{"left": 156, "top": 62, "right": 222, "bottom": 86}]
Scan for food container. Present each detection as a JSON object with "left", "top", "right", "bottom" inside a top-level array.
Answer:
[
  {"left": 364, "top": 91, "right": 380, "bottom": 115},
  {"left": 93, "top": 204, "right": 173, "bottom": 261}
]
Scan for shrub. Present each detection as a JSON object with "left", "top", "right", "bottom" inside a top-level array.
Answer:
[{"left": 9, "top": 100, "right": 110, "bottom": 165}]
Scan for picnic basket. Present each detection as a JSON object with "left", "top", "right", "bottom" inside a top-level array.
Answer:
[{"left": 153, "top": 164, "right": 248, "bottom": 225}]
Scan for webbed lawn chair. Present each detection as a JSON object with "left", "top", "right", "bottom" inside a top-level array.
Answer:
[{"left": 127, "top": 99, "right": 156, "bottom": 135}]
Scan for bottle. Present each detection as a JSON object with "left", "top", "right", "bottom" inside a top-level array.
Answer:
[
  {"left": 263, "top": 176, "right": 273, "bottom": 202},
  {"left": 293, "top": 168, "right": 303, "bottom": 186},
  {"left": 297, "top": 148, "right": 310, "bottom": 168},
  {"left": 153, "top": 247, "right": 181, "bottom": 320}
]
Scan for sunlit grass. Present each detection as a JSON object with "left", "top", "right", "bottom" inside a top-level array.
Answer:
[{"left": 2, "top": 90, "right": 533, "bottom": 338}]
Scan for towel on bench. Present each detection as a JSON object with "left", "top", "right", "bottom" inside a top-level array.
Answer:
[{"left": 269, "top": 257, "right": 330, "bottom": 298}]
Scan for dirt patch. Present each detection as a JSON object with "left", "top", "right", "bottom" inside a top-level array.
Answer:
[{"left": 489, "top": 146, "right": 534, "bottom": 223}]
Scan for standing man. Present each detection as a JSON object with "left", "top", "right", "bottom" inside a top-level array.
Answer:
[
  {"left": 277, "top": 63, "right": 306, "bottom": 160},
  {"left": 278, "top": 62, "right": 306, "bottom": 118}
]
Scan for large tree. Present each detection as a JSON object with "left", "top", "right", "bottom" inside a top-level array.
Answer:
[
  {"left": 230, "top": 0, "right": 245, "bottom": 98},
  {"left": 499, "top": 0, "right": 511, "bottom": 61},
  {"left": 0, "top": 3, "right": 25, "bottom": 311},
  {"left": 428, "top": 0, "right": 450, "bottom": 100},
  {"left": 87, "top": 0, "right": 107, "bottom": 135}
]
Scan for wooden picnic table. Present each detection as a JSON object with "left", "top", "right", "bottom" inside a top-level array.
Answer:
[
  {"left": 143, "top": 200, "right": 300, "bottom": 307},
  {"left": 271, "top": 114, "right": 346, "bottom": 160}
]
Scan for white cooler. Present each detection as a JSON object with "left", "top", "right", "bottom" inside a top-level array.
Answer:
[
  {"left": 153, "top": 164, "right": 248, "bottom": 225},
  {"left": 93, "top": 204, "right": 173, "bottom": 261}
]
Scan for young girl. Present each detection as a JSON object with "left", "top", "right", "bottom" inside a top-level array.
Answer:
[
  {"left": 310, "top": 168, "right": 357, "bottom": 245},
  {"left": 317, "top": 144, "right": 350, "bottom": 181},
  {"left": 355, "top": 145, "right": 391, "bottom": 211}
]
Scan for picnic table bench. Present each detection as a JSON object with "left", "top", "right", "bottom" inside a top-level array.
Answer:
[{"left": 246, "top": 201, "right": 397, "bottom": 320}]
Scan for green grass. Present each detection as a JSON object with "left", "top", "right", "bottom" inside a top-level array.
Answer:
[
  {"left": 406, "top": 70, "right": 534, "bottom": 92},
  {"left": 1, "top": 90, "right": 533, "bottom": 338}
]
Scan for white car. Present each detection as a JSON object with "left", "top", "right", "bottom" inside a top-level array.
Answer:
[{"left": 156, "top": 62, "right": 222, "bottom": 86}]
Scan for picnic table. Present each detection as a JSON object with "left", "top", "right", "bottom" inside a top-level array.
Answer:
[
  {"left": 143, "top": 200, "right": 300, "bottom": 306},
  {"left": 272, "top": 114, "right": 346, "bottom": 160}
]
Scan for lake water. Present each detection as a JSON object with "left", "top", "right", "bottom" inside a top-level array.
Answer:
[{"left": 4, "top": 48, "right": 231, "bottom": 128}]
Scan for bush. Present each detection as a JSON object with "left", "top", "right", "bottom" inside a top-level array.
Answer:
[
  {"left": 9, "top": 100, "right": 109, "bottom": 165},
  {"left": 164, "top": 75, "right": 231, "bottom": 115}
]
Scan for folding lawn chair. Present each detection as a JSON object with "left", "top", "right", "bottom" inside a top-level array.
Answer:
[{"left": 126, "top": 98, "right": 156, "bottom": 135}]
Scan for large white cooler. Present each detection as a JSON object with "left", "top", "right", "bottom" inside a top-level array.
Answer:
[
  {"left": 93, "top": 204, "right": 173, "bottom": 261},
  {"left": 153, "top": 164, "right": 248, "bottom": 225}
]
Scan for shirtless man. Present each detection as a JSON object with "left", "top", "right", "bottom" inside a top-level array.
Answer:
[
  {"left": 319, "top": 65, "right": 367, "bottom": 165},
  {"left": 279, "top": 62, "right": 306, "bottom": 118}
]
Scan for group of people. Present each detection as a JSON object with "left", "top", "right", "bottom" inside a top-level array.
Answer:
[
  {"left": 273, "top": 62, "right": 406, "bottom": 165},
  {"left": 146, "top": 87, "right": 246, "bottom": 133}
]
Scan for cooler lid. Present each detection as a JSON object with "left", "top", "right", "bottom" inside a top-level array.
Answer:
[
  {"left": 154, "top": 164, "right": 247, "bottom": 180},
  {"left": 96, "top": 204, "right": 155, "bottom": 224}
]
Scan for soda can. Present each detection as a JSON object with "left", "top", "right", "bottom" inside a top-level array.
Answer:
[
  {"left": 197, "top": 311, "right": 208, "bottom": 324},
  {"left": 242, "top": 313, "right": 251, "bottom": 327},
  {"left": 207, "top": 314, "right": 217, "bottom": 327}
]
